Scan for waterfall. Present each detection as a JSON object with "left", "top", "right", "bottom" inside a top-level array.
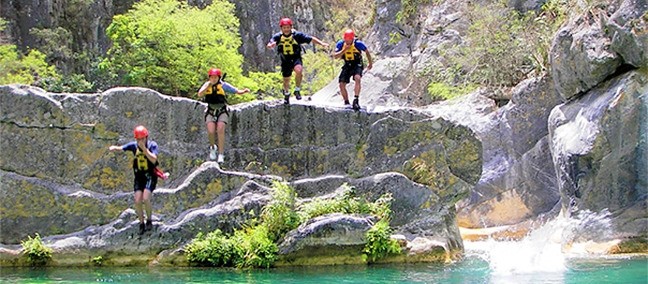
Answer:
[{"left": 464, "top": 209, "right": 615, "bottom": 279}]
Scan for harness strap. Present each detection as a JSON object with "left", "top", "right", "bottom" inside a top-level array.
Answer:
[{"left": 205, "top": 105, "right": 228, "bottom": 120}]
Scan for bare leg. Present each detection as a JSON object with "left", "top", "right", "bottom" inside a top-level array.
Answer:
[
  {"left": 206, "top": 121, "right": 217, "bottom": 147},
  {"left": 294, "top": 65, "right": 303, "bottom": 88},
  {"left": 283, "top": 77, "right": 291, "bottom": 93},
  {"left": 216, "top": 121, "right": 226, "bottom": 154},
  {"left": 134, "top": 191, "right": 144, "bottom": 224},
  {"left": 353, "top": 75, "right": 362, "bottom": 97},
  {"left": 339, "top": 82, "right": 349, "bottom": 102},
  {"left": 143, "top": 189, "right": 153, "bottom": 222}
]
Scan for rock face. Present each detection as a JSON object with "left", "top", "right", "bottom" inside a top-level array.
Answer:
[
  {"left": 549, "top": 70, "right": 648, "bottom": 238},
  {"left": 549, "top": 0, "right": 647, "bottom": 100},
  {"left": 0, "top": 84, "right": 481, "bottom": 265},
  {"left": 455, "top": 76, "right": 564, "bottom": 228},
  {"left": 455, "top": 0, "right": 647, "bottom": 243}
]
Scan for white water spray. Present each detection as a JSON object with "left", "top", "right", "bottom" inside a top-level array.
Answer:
[{"left": 464, "top": 210, "right": 614, "bottom": 278}]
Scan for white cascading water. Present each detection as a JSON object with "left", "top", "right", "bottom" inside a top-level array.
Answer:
[{"left": 464, "top": 209, "right": 614, "bottom": 280}]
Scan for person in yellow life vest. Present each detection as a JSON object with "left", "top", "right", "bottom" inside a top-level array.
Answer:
[
  {"left": 333, "top": 29, "right": 373, "bottom": 111},
  {"left": 108, "top": 125, "right": 159, "bottom": 235},
  {"left": 266, "top": 17, "right": 329, "bottom": 104},
  {"left": 197, "top": 68, "right": 250, "bottom": 163}
]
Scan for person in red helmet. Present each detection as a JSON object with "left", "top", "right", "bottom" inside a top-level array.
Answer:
[
  {"left": 267, "top": 17, "right": 329, "bottom": 104},
  {"left": 334, "top": 29, "right": 373, "bottom": 111},
  {"left": 108, "top": 125, "right": 159, "bottom": 235},
  {"left": 197, "top": 68, "right": 250, "bottom": 163}
]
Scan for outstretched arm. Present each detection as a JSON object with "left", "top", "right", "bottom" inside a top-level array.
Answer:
[
  {"left": 310, "top": 36, "right": 329, "bottom": 48},
  {"left": 108, "top": 145, "right": 122, "bottom": 151},
  {"left": 235, "top": 88, "right": 250, "bottom": 95}
]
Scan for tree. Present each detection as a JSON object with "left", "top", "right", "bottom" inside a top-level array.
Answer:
[{"left": 99, "top": 0, "right": 244, "bottom": 97}]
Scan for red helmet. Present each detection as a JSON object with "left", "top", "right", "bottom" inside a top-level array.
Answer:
[
  {"left": 133, "top": 125, "right": 148, "bottom": 139},
  {"left": 344, "top": 29, "right": 355, "bottom": 41},
  {"left": 279, "top": 17, "right": 293, "bottom": 27},
  {"left": 208, "top": 68, "right": 222, "bottom": 77}
]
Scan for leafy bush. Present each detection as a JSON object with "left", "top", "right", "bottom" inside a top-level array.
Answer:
[
  {"left": 21, "top": 234, "right": 53, "bottom": 266},
  {"left": 363, "top": 219, "right": 401, "bottom": 263},
  {"left": 230, "top": 225, "right": 278, "bottom": 268},
  {"left": 246, "top": 71, "right": 284, "bottom": 100},
  {"left": 297, "top": 184, "right": 372, "bottom": 222},
  {"left": 186, "top": 182, "right": 400, "bottom": 267},
  {"left": 424, "top": 0, "right": 569, "bottom": 99},
  {"left": 301, "top": 50, "right": 337, "bottom": 96},
  {"left": 0, "top": 46, "right": 59, "bottom": 85},
  {"left": 100, "top": 0, "right": 244, "bottom": 97},
  {"left": 185, "top": 230, "right": 234, "bottom": 266},
  {"left": 260, "top": 181, "right": 300, "bottom": 242}
]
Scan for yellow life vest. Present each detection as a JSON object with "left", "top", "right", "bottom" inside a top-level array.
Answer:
[
  {"left": 343, "top": 42, "right": 361, "bottom": 62},
  {"left": 203, "top": 82, "right": 226, "bottom": 104},
  {"left": 279, "top": 34, "right": 299, "bottom": 56},
  {"left": 135, "top": 148, "right": 149, "bottom": 171}
]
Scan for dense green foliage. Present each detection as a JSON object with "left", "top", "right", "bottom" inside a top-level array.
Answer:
[
  {"left": 260, "top": 181, "right": 301, "bottom": 242},
  {"left": 185, "top": 182, "right": 399, "bottom": 268},
  {"left": 297, "top": 183, "right": 393, "bottom": 222},
  {"left": 185, "top": 227, "right": 277, "bottom": 268},
  {"left": 424, "top": 0, "right": 568, "bottom": 100},
  {"left": 20, "top": 234, "right": 53, "bottom": 266},
  {"left": 302, "top": 51, "right": 337, "bottom": 96},
  {"left": 0, "top": 46, "right": 56, "bottom": 85},
  {"left": 363, "top": 219, "right": 402, "bottom": 263},
  {"left": 0, "top": 17, "right": 94, "bottom": 92},
  {"left": 99, "top": 0, "right": 244, "bottom": 97}
]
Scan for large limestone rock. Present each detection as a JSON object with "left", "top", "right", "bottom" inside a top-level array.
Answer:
[
  {"left": 454, "top": 76, "right": 564, "bottom": 228},
  {"left": 277, "top": 213, "right": 375, "bottom": 266},
  {"left": 550, "top": 0, "right": 647, "bottom": 100},
  {"left": 0, "top": 85, "right": 481, "bottom": 266},
  {"left": 0, "top": 165, "right": 274, "bottom": 266},
  {"left": 548, "top": 70, "right": 648, "bottom": 238}
]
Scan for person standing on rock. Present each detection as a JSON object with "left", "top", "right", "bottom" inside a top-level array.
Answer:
[
  {"left": 108, "top": 125, "right": 159, "bottom": 235},
  {"left": 197, "top": 68, "right": 250, "bottom": 163},
  {"left": 266, "top": 17, "right": 329, "bottom": 105},
  {"left": 333, "top": 29, "right": 372, "bottom": 111}
]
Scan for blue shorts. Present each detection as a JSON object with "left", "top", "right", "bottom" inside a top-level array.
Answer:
[{"left": 133, "top": 172, "right": 157, "bottom": 192}]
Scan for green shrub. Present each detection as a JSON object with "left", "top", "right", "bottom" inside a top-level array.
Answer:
[
  {"left": 99, "top": 0, "right": 245, "bottom": 97},
  {"left": 230, "top": 225, "right": 278, "bottom": 269},
  {"left": 186, "top": 183, "right": 400, "bottom": 268},
  {"left": 91, "top": 255, "right": 104, "bottom": 266},
  {"left": 363, "top": 219, "right": 401, "bottom": 263},
  {"left": 246, "top": 71, "right": 284, "bottom": 100},
  {"left": 261, "top": 181, "right": 300, "bottom": 242},
  {"left": 21, "top": 234, "right": 53, "bottom": 266},
  {"left": 185, "top": 230, "right": 234, "bottom": 266},
  {"left": 301, "top": 51, "right": 337, "bottom": 96},
  {"left": 297, "top": 184, "right": 372, "bottom": 222},
  {"left": 423, "top": 0, "right": 569, "bottom": 99}
]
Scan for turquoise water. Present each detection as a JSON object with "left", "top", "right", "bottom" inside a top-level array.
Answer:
[{"left": 1, "top": 256, "right": 646, "bottom": 283}]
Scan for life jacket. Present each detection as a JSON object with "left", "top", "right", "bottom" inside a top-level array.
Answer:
[
  {"left": 203, "top": 81, "right": 227, "bottom": 104},
  {"left": 343, "top": 40, "right": 362, "bottom": 64},
  {"left": 133, "top": 142, "right": 157, "bottom": 173},
  {"left": 278, "top": 32, "right": 300, "bottom": 57}
]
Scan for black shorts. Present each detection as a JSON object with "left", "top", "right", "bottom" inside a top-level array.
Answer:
[
  {"left": 339, "top": 63, "right": 364, "bottom": 83},
  {"left": 281, "top": 57, "right": 303, "bottom": 77},
  {"left": 133, "top": 172, "right": 157, "bottom": 192}
]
